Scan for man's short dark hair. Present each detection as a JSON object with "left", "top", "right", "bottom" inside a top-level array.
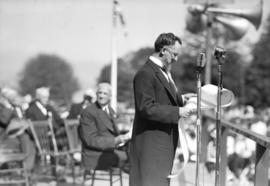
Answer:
[{"left": 154, "top": 33, "right": 182, "bottom": 52}]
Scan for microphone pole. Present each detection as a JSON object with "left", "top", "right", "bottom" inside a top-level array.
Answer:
[
  {"left": 213, "top": 47, "right": 226, "bottom": 186},
  {"left": 195, "top": 52, "right": 205, "bottom": 186}
]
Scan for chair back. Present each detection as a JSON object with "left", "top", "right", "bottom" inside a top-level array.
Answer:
[
  {"left": 64, "top": 119, "right": 81, "bottom": 153},
  {"left": 0, "top": 153, "right": 29, "bottom": 186},
  {"left": 28, "top": 119, "right": 58, "bottom": 155}
]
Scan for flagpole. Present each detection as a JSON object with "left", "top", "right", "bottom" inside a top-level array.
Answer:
[{"left": 111, "top": 0, "right": 118, "bottom": 111}]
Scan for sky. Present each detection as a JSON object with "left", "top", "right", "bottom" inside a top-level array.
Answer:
[{"left": 0, "top": 0, "right": 269, "bottom": 92}]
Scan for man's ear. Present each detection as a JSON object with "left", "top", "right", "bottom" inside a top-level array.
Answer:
[{"left": 159, "top": 48, "right": 166, "bottom": 57}]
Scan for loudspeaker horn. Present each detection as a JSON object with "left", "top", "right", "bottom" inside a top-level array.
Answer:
[
  {"left": 207, "top": 0, "right": 263, "bottom": 30},
  {"left": 215, "top": 16, "right": 250, "bottom": 40}
]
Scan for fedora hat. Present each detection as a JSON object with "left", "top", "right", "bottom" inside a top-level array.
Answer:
[{"left": 186, "top": 84, "right": 235, "bottom": 110}]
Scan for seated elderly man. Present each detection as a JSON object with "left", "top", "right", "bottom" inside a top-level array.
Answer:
[
  {"left": 78, "top": 83, "right": 130, "bottom": 172},
  {"left": 25, "top": 87, "right": 67, "bottom": 149},
  {"left": 0, "top": 87, "right": 35, "bottom": 171}
]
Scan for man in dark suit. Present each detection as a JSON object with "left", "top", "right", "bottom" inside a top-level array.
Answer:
[
  {"left": 25, "top": 87, "right": 67, "bottom": 145},
  {"left": 130, "top": 33, "right": 196, "bottom": 186},
  {"left": 25, "top": 87, "right": 68, "bottom": 157},
  {"left": 67, "top": 89, "right": 95, "bottom": 119},
  {"left": 79, "top": 83, "right": 130, "bottom": 171},
  {"left": 25, "top": 87, "right": 68, "bottom": 179}
]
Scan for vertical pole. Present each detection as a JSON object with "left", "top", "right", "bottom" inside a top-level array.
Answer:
[
  {"left": 205, "top": 13, "right": 213, "bottom": 84},
  {"left": 195, "top": 71, "right": 202, "bottom": 186},
  {"left": 215, "top": 63, "right": 222, "bottom": 186},
  {"left": 111, "top": 0, "right": 118, "bottom": 111},
  {"left": 255, "top": 144, "right": 269, "bottom": 186},
  {"left": 219, "top": 126, "right": 228, "bottom": 186}
]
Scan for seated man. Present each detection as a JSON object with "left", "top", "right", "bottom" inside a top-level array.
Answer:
[
  {"left": 79, "top": 83, "right": 130, "bottom": 171},
  {"left": 67, "top": 88, "right": 95, "bottom": 119},
  {"left": 25, "top": 87, "right": 68, "bottom": 150},
  {"left": 25, "top": 87, "right": 68, "bottom": 179},
  {"left": 0, "top": 87, "right": 35, "bottom": 171}
]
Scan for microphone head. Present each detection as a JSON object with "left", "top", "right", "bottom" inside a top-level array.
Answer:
[
  {"left": 214, "top": 46, "right": 226, "bottom": 59},
  {"left": 197, "top": 52, "right": 206, "bottom": 68}
]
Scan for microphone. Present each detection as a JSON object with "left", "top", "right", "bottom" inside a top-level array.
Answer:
[
  {"left": 214, "top": 46, "right": 226, "bottom": 59},
  {"left": 196, "top": 52, "right": 206, "bottom": 72}
]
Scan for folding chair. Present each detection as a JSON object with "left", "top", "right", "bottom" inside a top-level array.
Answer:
[
  {"left": 28, "top": 118, "right": 70, "bottom": 182},
  {"left": 0, "top": 151, "right": 30, "bottom": 186}
]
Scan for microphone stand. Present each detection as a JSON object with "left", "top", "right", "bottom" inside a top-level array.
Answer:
[
  {"left": 195, "top": 63, "right": 203, "bottom": 186},
  {"left": 214, "top": 55, "right": 224, "bottom": 186}
]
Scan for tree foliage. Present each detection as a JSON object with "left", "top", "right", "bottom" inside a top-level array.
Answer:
[
  {"left": 245, "top": 15, "right": 270, "bottom": 108},
  {"left": 19, "top": 54, "right": 80, "bottom": 105},
  {"left": 97, "top": 41, "right": 245, "bottom": 107},
  {"left": 97, "top": 48, "right": 153, "bottom": 106}
]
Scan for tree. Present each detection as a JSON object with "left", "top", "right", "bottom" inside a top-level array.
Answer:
[
  {"left": 245, "top": 15, "right": 270, "bottom": 108},
  {"left": 19, "top": 54, "right": 80, "bottom": 106},
  {"left": 97, "top": 48, "right": 153, "bottom": 107},
  {"left": 97, "top": 32, "right": 245, "bottom": 107}
]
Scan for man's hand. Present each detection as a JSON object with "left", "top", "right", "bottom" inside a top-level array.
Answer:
[
  {"left": 114, "top": 134, "right": 131, "bottom": 147},
  {"left": 183, "top": 93, "right": 197, "bottom": 101},
  {"left": 182, "top": 93, "right": 197, "bottom": 105},
  {"left": 179, "top": 107, "right": 195, "bottom": 119}
]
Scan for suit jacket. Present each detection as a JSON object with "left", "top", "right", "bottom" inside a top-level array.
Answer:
[
  {"left": 0, "top": 103, "right": 15, "bottom": 128},
  {"left": 130, "top": 59, "right": 184, "bottom": 186},
  {"left": 67, "top": 102, "right": 85, "bottom": 119},
  {"left": 79, "top": 102, "right": 122, "bottom": 169},
  {"left": 25, "top": 100, "right": 67, "bottom": 149}
]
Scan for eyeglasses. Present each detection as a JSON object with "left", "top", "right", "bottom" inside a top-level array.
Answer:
[{"left": 165, "top": 47, "right": 179, "bottom": 58}]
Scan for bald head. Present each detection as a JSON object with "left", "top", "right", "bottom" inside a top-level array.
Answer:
[{"left": 35, "top": 87, "right": 50, "bottom": 105}]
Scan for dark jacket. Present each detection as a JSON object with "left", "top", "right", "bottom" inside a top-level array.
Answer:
[
  {"left": 130, "top": 59, "right": 184, "bottom": 186},
  {"left": 25, "top": 100, "right": 67, "bottom": 149},
  {"left": 67, "top": 102, "right": 85, "bottom": 119},
  {"left": 79, "top": 102, "right": 121, "bottom": 169}
]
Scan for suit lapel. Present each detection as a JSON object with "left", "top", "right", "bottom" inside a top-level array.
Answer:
[
  {"left": 146, "top": 61, "right": 178, "bottom": 104},
  {"left": 95, "top": 103, "right": 117, "bottom": 134},
  {"left": 33, "top": 102, "right": 48, "bottom": 119},
  {"left": 98, "top": 110, "right": 115, "bottom": 132}
]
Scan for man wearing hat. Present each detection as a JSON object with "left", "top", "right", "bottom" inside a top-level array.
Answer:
[{"left": 67, "top": 88, "right": 95, "bottom": 119}]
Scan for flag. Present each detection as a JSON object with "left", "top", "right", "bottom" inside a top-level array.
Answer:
[{"left": 113, "top": 0, "right": 128, "bottom": 36}]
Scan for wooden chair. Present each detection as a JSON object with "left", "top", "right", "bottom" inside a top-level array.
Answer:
[
  {"left": 28, "top": 119, "right": 70, "bottom": 182},
  {"left": 64, "top": 119, "right": 81, "bottom": 184},
  {"left": 64, "top": 119, "right": 81, "bottom": 154},
  {"left": 82, "top": 167, "right": 123, "bottom": 186},
  {"left": 73, "top": 118, "right": 124, "bottom": 186},
  {"left": 0, "top": 152, "right": 30, "bottom": 186}
]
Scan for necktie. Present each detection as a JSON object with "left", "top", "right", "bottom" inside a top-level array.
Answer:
[
  {"left": 167, "top": 72, "right": 178, "bottom": 92},
  {"left": 161, "top": 66, "right": 178, "bottom": 92},
  {"left": 104, "top": 106, "right": 110, "bottom": 116}
]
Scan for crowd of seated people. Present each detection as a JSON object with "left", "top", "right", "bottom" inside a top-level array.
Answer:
[
  {"left": 1, "top": 84, "right": 269, "bottom": 185},
  {"left": 0, "top": 84, "right": 132, "bottom": 184}
]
